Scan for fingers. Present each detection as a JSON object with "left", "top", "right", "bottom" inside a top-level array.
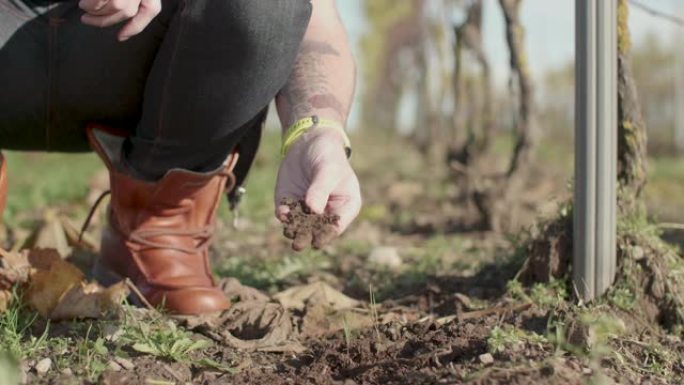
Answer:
[
  {"left": 81, "top": 10, "right": 132, "bottom": 28},
  {"left": 118, "top": 0, "right": 161, "bottom": 41},
  {"left": 327, "top": 185, "right": 362, "bottom": 235},
  {"left": 274, "top": 185, "right": 298, "bottom": 222},
  {"left": 275, "top": 204, "right": 290, "bottom": 222},
  {"left": 305, "top": 165, "right": 340, "bottom": 215},
  {"left": 79, "top": 0, "right": 161, "bottom": 41},
  {"left": 78, "top": 0, "right": 110, "bottom": 14},
  {"left": 78, "top": 0, "right": 140, "bottom": 18}
]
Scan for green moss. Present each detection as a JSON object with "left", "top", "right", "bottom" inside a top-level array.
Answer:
[{"left": 617, "top": 0, "right": 631, "bottom": 55}]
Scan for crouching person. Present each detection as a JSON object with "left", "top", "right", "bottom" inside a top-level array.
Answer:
[{"left": 0, "top": 0, "right": 361, "bottom": 315}]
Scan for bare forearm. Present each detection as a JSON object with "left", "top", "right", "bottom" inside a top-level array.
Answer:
[{"left": 276, "top": 0, "right": 356, "bottom": 129}]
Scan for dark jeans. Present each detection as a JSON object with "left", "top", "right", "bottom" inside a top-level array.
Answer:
[{"left": 0, "top": 0, "right": 311, "bottom": 178}]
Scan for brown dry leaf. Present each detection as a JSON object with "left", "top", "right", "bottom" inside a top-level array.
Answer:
[
  {"left": 27, "top": 251, "right": 129, "bottom": 320},
  {"left": 0, "top": 248, "right": 128, "bottom": 320},
  {"left": 0, "top": 290, "right": 11, "bottom": 313},
  {"left": 22, "top": 210, "right": 72, "bottom": 258},
  {"left": 49, "top": 281, "right": 128, "bottom": 321},
  {"left": 274, "top": 281, "right": 360, "bottom": 311},
  {"left": 218, "top": 278, "right": 270, "bottom": 303},
  {"left": 0, "top": 248, "right": 32, "bottom": 289},
  {"left": 220, "top": 301, "right": 304, "bottom": 353},
  {"left": 300, "top": 305, "right": 374, "bottom": 338},
  {"left": 182, "top": 279, "right": 304, "bottom": 353},
  {"left": 185, "top": 301, "right": 304, "bottom": 353},
  {"left": 0, "top": 248, "right": 36, "bottom": 312},
  {"left": 25, "top": 250, "right": 85, "bottom": 317}
]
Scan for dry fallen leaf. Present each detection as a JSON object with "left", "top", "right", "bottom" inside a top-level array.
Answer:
[
  {"left": 22, "top": 210, "right": 72, "bottom": 258},
  {"left": 221, "top": 301, "right": 304, "bottom": 353},
  {"left": 25, "top": 250, "right": 85, "bottom": 316},
  {"left": 299, "top": 304, "right": 374, "bottom": 338},
  {"left": 274, "top": 281, "right": 360, "bottom": 311},
  {"left": 0, "top": 248, "right": 32, "bottom": 289},
  {"left": 219, "top": 278, "right": 270, "bottom": 303},
  {"left": 0, "top": 290, "right": 11, "bottom": 313},
  {"left": 49, "top": 281, "right": 129, "bottom": 321},
  {"left": 0, "top": 248, "right": 128, "bottom": 320},
  {"left": 182, "top": 279, "right": 304, "bottom": 353}
]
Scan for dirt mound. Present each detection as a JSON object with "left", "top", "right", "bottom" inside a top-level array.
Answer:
[
  {"left": 282, "top": 199, "right": 339, "bottom": 250},
  {"left": 516, "top": 208, "right": 684, "bottom": 332},
  {"left": 515, "top": 212, "right": 572, "bottom": 285},
  {"left": 231, "top": 308, "right": 591, "bottom": 385}
]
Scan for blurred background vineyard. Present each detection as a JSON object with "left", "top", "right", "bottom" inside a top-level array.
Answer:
[
  {"left": 343, "top": 0, "right": 684, "bottom": 223},
  {"left": 346, "top": 0, "right": 682, "bottom": 148},
  {"left": 5, "top": 0, "right": 684, "bottom": 229}
]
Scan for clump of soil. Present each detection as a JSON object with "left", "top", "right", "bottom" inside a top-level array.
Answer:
[
  {"left": 516, "top": 206, "right": 684, "bottom": 332},
  {"left": 516, "top": 212, "right": 573, "bottom": 285},
  {"left": 281, "top": 199, "right": 339, "bottom": 251},
  {"left": 615, "top": 230, "right": 684, "bottom": 329}
]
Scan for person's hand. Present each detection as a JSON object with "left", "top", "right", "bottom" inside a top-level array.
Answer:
[
  {"left": 79, "top": 0, "right": 161, "bottom": 42},
  {"left": 275, "top": 127, "right": 362, "bottom": 248}
]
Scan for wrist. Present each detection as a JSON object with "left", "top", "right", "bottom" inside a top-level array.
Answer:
[{"left": 281, "top": 115, "right": 352, "bottom": 159}]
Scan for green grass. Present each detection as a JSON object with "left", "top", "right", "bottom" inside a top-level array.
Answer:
[
  {"left": 645, "top": 156, "right": 684, "bottom": 221},
  {"left": 216, "top": 249, "right": 332, "bottom": 291},
  {"left": 0, "top": 292, "right": 50, "bottom": 361},
  {"left": 3, "top": 152, "right": 102, "bottom": 224},
  {"left": 120, "top": 310, "right": 232, "bottom": 372},
  {"left": 72, "top": 326, "right": 111, "bottom": 381},
  {"left": 486, "top": 325, "right": 547, "bottom": 354}
]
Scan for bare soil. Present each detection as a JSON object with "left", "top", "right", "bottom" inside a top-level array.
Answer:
[{"left": 11, "top": 141, "right": 684, "bottom": 385}]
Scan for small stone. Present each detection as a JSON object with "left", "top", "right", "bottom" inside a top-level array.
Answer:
[
  {"left": 61, "top": 368, "right": 73, "bottom": 376},
  {"left": 34, "top": 358, "right": 52, "bottom": 374},
  {"left": 368, "top": 247, "right": 402, "bottom": 269},
  {"left": 478, "top": 353, "right": 494, "bottom": 366},
  {"left": 114, "top": 357, "right": 135, "bottom": 371},
  {"left": 108, "top": 361, "right": 122, "bottom": 372},
  {"left": 582, "top": 367, "right": 593, "bottom": 375}
]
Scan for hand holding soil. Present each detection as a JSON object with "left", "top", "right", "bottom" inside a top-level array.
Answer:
[{"left": 281, "top": 199, "right": 340, "bottom": 251}]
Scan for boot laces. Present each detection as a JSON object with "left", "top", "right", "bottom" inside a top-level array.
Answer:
[
  {"left": 80, "top": 191, "right": 217, "bottom": 255},
  {"left": 79, "top": 164, "right": 236, "bottom": 254},
  {"left": 129, "top": 225, "right": 215, "bottom": 254}
]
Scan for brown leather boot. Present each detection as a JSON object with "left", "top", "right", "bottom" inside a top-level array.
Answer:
[
  {"left": 0, "top": 154, "right": 7, "bottom": 217},
  {"left": 87, "top": 126, "right": 233, "bottom": 315}
]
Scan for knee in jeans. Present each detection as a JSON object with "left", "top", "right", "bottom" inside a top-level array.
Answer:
[{"left": 184, "top": 0, "right": 312, "bottom": 52}]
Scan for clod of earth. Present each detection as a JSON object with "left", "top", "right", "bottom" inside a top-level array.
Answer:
[{"left": 281, "top": 199, "right": 339, "bottom": 250}]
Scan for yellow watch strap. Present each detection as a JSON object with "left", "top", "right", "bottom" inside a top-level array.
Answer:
[{"left": 281, "top": 116, "right": 352, "bottom": 158}]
